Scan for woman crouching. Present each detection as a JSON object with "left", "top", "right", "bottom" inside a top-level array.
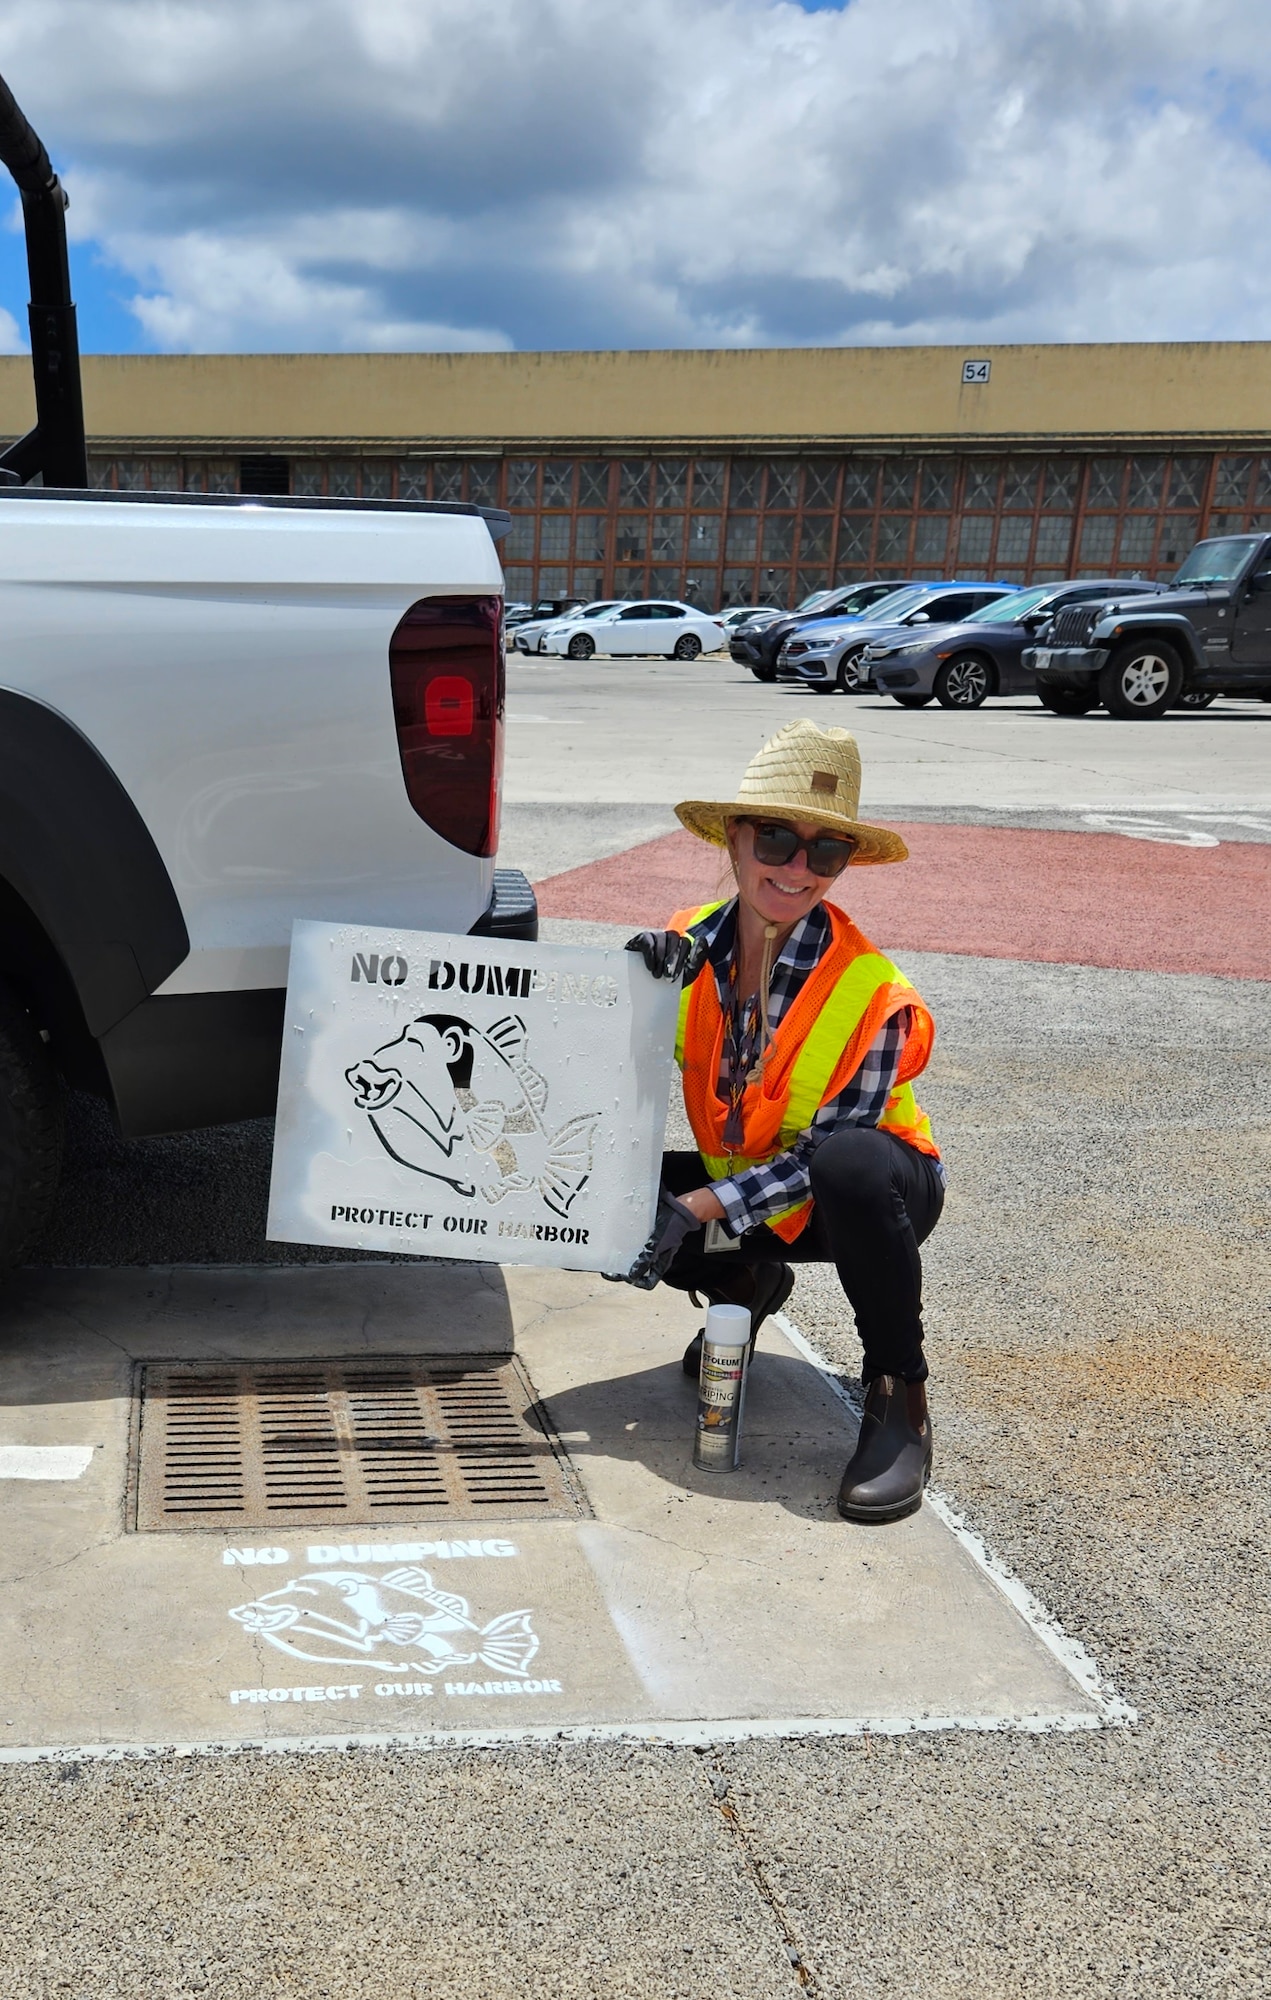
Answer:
[{"left": 629, "top": 719, "right": 944, "bottom": 1523}]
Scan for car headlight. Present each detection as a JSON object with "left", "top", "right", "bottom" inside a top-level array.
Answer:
[{"left": 896, "top": 640, "right": 933, "bottom": 655}]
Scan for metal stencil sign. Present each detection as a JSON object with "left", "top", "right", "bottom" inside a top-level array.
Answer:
[{"left": 267, "top": 921, "right": 680, "bottom": 1272}]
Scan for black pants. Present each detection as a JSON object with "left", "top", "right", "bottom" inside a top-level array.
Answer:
[{"left": 660, "top": 1130, "right": 944, "bottom": 1384}]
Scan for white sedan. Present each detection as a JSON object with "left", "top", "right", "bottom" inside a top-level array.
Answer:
[
  {"left": 540, "top": 600, "right": 726, "bottom": 660},
  {"left": 512, "top": 599, "right": 621, "bottom": 653}
]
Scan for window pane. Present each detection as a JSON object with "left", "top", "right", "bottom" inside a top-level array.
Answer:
[
  {"left": 876, "top": 517, "right": 911, "bottom": 562},
  {"left": 721, "top": 567, "right": 756, "bottom": 603},
  {"left": 684, "top": 569, "right": 718, "bottom": 606},
  {"left": 577, "top": 461, "right": 611, "bottom": 507},
  {"left": 996, "top": 518, "right": 1032, "bottom": 563},
  {"left": 691, "top": 461, "right": 725, "bottom": 507},
  {"left": 963, "top": 463, "right": 1000, "bottom": 510},
  {"left": 958, "top": 518, "right": 994, "bottom": 563},
  {"left": 434, "top": 462, "right": 464, "bottom": 502},
  {"left": 467, "top": 461, "right": 501, "bottom": 505},
  {"left": 538, "top": 567, "right": 569, "bottom": 596},
  {"left": 761, "top": 516, "right": 794, "bottom": 561},
  {"left": 619, "top": 461, "right": 650, "bottom": 507},
  {"left": 729, "top": 460, "right": 762, "bottom": 508},
  {"left": 1213, "top": 456, "right": 1252, "bottom": 507},
  {"left": 540, "top": 460, "right": 573, "bottom": 507},
  {"left": 1002, "top": 460, "right": 1041, "bottom": 511},
  {"left": 1043, "top": 462, "right": 1079, "bottom": 510},
  {"left": 688, "top": 516, "right": 721, "bottom": 561},
  {"left": 1079, "top": 517, "right": 1116, "bottom": 564},
  {"left": 1167, "top": 456, "right": 1208, "bottom": 508},
  {"left": 841, "top": 461, "right": 879, "bottom": 510},
  {"left": 799, "top": 516, "right": 833, "bottom": 562},
  {"left": 1254, "top": 459, "right": 1271, "bottom": 509},
  {"left": 1117, "top": 517, "right": 1157, "bottom": 563},
  {"left": 913, "top": 516, "right": 949, "bottom": 564},
  {"left": 655, "top": 461, "right": 688, "bottom": 507},
  {"left": 1034, "top": 517, "right": 1073, "bottom": 564},
  {"left": 572, "top": 568, "right": 606, "bottom": 600},
  {"left": 921, "top": 461, "right": 955, "bottom": 511},
  {"left": 613, "top": 568, "right": 645, "bottom": 598},
  {"left": 796, "top": 568, "right": 830, "bottom": 600},
  {"left": 1158, "top": 518, "right": 1197, "bottom": 564},
  {"left": 115, "top": 458, "right": 146, "bottom": 490},
  {"left": 396, "top": 460, "right": 428, "bottom": 500},
  {"left": 503, "top": 518, "right": 535, "bottom": 560},
  {"left": 615, "top": 517, "right": 648, "bottom": 560},
  {"left": 506, "top": 461, "right": 539, "bottom": 506},
  {"left": 503, "top": 566, "right": 533, "bottom": 598},
  {"left": 575, "top": 513, "right": 608, "bottom": 562},
  {"left": 802, "top": 462, "right": 838, "bottom": 509},
  {"left": 206, "top": 459, "right": 237, "bottom": 494},
  {"left": 881, "top": 461, "right": 916, "bottom": 511},
  {"left": 539, "top": 516, "right": 571, "bottom": 560},
  {"left": 1086, "top": 458, "right": 1125, "bottom": 508},
  {"left": 292, "top": 461, "right": 324, "bottom": 496},
  {"left": 88, "top": 456, "right": 115, "bottom": 489},
  {"left": 148, "top": 457, "right": 181, "bottom": 491},
  {"left": 652, "top": 513, "right": 685, "bottom": 561},
  {"left": 837, "top": 518, "right": 873, "bottom": 564},
  {"left": 361, "top": 460, "right": 392, "bottom": 500},
  {"left": 766, "top": 460, "right": 799, "bottom": 508},
  {"left": 725, "top": 516, "right": 759, "bottom": 561},
  {"left": 1126, "top": 457, "right": 1165, "bottom": 510},
  {"left": 647, "top": 568, "right": 682, "bottom": 598}
]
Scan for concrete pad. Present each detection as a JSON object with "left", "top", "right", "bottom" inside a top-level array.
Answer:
[{"left": 0, "top": 1262, "right": 1119, "bottom": 1757}]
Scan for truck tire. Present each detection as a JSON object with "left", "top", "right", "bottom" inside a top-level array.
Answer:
[
  {"left": 891, "top": 691, "right": 933, "bottom": 708},
  {"left": 934, "top": 654, "right": 993, "bottom": 708},
  {"left": 1039, "top": 687, "right": 1100, "bottom": 715},
  {"left": 1099, "top": 639, "right": 1182, "bottom": 719},
  {"left": 566, "top": 633, "right": 595, "bottom": 660},
  {"left": 751, "top": 665, "right": 777, "bottom": 682},
  {"left": 0, "top": 977, "right": 64, "bottom": 1268}
]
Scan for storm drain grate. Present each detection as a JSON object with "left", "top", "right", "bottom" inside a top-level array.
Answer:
[{"left": 132, "top": 1355, "right": 585, "bottom": 1530}]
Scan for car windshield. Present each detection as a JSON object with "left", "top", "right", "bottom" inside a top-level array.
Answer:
[
  {"left": 863, "top": 585, "right": 928, "bottom": 620},
  {"left": 1172, "top": 537, "right": 1260, "bottom": 585},
  {"left": 796, "top": 590, "right": 833, "bottom": 612},
  {"left": 965, "top": 587, "right": 1047, "bottom": 624}
]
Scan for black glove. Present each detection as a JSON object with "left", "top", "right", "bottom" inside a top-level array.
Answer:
[
  {"left": 625, "top": 929, "right": 709, "bottom": 983},
  {"left": 620, "top": 1188, "right": 703, "bottom": 1290}
]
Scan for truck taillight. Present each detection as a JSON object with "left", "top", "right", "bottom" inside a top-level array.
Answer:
[{"left": 389, "top": 595, "right": 504, "bottom": 857}]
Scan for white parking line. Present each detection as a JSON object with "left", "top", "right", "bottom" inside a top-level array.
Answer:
[{"left": 0, "top": 1445, "right": 96, "bottom": 1480}]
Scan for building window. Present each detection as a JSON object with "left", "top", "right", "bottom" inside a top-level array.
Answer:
[
  {"left": 913, "top": 516, "right": 949, "bottom": 565},
  {"left": 837, "top": 518, "right": 873, "bottom": 565},
  {"left": 691, "top": 461, "right": 725, "bottom": 507},
  {"left": 799, "top": 515, "right": 833, "bottom": 563},
  {"left": 619, "top": 462, "right": 650, "bottom": 507},
  {"left": 652, "top": 514, "right": 685, "bottom": 561},
  {"left": 1002, "top": 460, "right": 1041, "bottom": 511},
  {"left": 963, "top": 463, "right": 1000, "bottom": 511},
  {"left": 539, "top": 515, "right": 571, "bottom": 561},
  {"left": 921, "top": 461, "right": 956, "bottom": 511},
  {"left": 958, "top": 518, "right": 993, "bottom": 564},
  {"left": 1167, "top": 457, "right": 1208, "bottom": 508},
  {"left": 1034, "top": 517, "right": 1073, "bottom": 564},
  {"left": 1079, "top": 517, "right": 1117, "bottom": 565},
  {"left": 876, "top": 517, "right": 911, "bottom": 563},
  {"left": 615, "top": 517, "right": 648, "bottom": 561},
  {"left": 725, "top": 516, "right": 758, "bottom": 562},
  {"left": 507, "top": 461, "right": 539, "bottom": 506},
  {"left": 687, "top": 516, "right": 721, "bottom": 562},
  {"left": 766, "top": 460, "right": 799, "bottom": 508},
  {"left": 880, "top": 462, "right": 916, "bottom": 511},
  {"left": 396, "top": 460, "right": 428, "bottom": 500},
  {"left": 1086, "top": 458, "right": 1126, "bottom": 509},
  {"left": 803, "top": 462, "right": 838, "bottom": 508},
  {"left": 1042, "top": 461, "right": 1079, "bottom": 510},
  {"left": 577, "top": 462, "right": 611, "bottom": 507},
  {"left": 728, "top": 460, "right": 763, "bottom": 509},
  {"left": 654, "top": 461, "right": 688, "bottom": 506}
]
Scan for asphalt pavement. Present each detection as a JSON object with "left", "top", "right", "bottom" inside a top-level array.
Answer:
[{"left": 2, "top": 662, "right": 1268, "bottom": 1998}]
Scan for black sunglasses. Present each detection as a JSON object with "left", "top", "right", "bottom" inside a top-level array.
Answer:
[{"left": 740, "top": 818, "right": 857, "bottom": 878}]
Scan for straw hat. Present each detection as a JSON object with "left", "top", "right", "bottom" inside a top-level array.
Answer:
[{"left": 674, "top": 719, "right": 908, "bottom": 866}]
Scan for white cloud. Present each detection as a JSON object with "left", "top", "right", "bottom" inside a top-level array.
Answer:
[{"left": 0, "top": 0, "right": 1267, "bottom": 350}]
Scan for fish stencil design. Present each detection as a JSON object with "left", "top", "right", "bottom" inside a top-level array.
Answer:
[
  {"left": 228, "top": 1567, "right": 540, "bottom": 1676},
  {"left": 345, "top": 1011, "right": 598, "bottom": 1216}
]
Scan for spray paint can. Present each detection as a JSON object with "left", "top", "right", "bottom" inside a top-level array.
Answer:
[{"left": 693, "top": 1302, "right": 751, "bottom": 1473}]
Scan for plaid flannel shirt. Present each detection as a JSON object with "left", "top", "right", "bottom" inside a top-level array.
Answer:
[{"left": 687, "top": 899, "right": 940, "bottom": 1234}]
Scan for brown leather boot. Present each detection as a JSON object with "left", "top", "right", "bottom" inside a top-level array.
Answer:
[
  {"left": 836, "top": 1375, "right": 932, "bottom": 1523},
  {"left": 681, "top": 1262, "right": 795, "bottom": 1377}
]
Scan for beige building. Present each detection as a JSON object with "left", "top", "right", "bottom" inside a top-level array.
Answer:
[{"left": 3, "top": 341, "right": 1268, "bottom": 606}]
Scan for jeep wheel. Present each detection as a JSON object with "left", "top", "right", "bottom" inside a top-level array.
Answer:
[
  {"left": 836, "top": 647, "right": 867, "bottom": 693},
  {"left": 1174, "top": 688, "right": 1216, "bottom": 709},
  {"left": 1099, "top": 640, "right": 1182, "bottom": 719},
  {"left": 566, "top": 633, "right": 595, "bottom": 660},
  {"left": 934, "top": 655, "right": 992, "bottom": 709},
  {"left": 672, "top": 633, "right": 702, "bottom": 661},
  {"left": 0, "top": 978, "right": 64, "bottom": 1269},
  {"left": 1039, "top": 687, "right": 1100, "bottom": 715},
  {"left": 751, "top": 666, "right": 777, "bottom": 682},
  {"left": 891, "top": 692, "right": 933, "bottom": 708}
]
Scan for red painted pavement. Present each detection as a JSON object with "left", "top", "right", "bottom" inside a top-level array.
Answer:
[{"left": 535, "top": 822, "right": 1271, "bottom": 980}]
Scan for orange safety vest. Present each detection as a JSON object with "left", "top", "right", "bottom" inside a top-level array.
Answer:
[{"left": 669, "top": 899, "right": 939, "bottom": 1243}]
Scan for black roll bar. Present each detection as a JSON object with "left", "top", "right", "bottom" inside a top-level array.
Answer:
[{"left": 0, "top": 71, "right": 87, "bottom": 487}]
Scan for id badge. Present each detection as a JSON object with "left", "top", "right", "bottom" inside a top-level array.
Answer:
[{"left": 703, "top": 1220, "right": 740, "bottom": 1254}]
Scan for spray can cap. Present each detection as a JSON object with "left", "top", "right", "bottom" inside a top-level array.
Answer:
[{"left": 703, "top": 1302, "right": 751, "bottom": 1349}]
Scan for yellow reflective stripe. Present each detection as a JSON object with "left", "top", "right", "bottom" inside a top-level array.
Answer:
[
  {"left": 779, "top": 953, "right": 909, "bottom": 1145},
  {"left": 673, "top": 902, "right": 725, "bottom": 1068}
]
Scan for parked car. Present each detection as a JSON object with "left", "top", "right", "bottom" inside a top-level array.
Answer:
[
  {"left": 867, "top": 579, "right": 1163, "bottom": 708},
  {"left": 541, "top": 600, "right": 726, "bottom": 660},
  {"left": 778, "top": 583, "right": 1017, "bottom": 693},
  {"left": 717, "top": 604, "right": 783, "bottom": 636},
  {"left": 1022, "top": 533, "right": 1271, "bottom": 716},
  {"left": 729, "top": 580, "right": 913, "bottom": 680},
  {"left": 505, "top": 595, "right": 582, "bottom": 631},
  {"left": 512, "top": 599, "right": 621, "bottom": 653}
]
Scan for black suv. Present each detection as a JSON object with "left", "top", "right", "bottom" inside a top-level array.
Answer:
[
  {"left": 729, "top": 580, "right": 912, "bottom": 680},
  {"left": 1023, "top": 533, "right": 1271, "bottom": 716}
]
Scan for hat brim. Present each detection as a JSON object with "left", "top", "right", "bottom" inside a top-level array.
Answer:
[{"left": 674, "top": 799, "right": 908, "bottom": 866}]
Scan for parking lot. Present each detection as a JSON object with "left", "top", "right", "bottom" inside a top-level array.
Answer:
[{"left": 2, "top": 655, "right": 1268, "bottom": 1997}]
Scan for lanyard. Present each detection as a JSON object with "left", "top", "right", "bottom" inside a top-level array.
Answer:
[{"left": 721, "top": 954, "right": 764, "bottom": 1151}]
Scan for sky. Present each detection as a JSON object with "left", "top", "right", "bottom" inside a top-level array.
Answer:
[{"left": 0, "top": 0, "right": 1268, "bottom": 355}]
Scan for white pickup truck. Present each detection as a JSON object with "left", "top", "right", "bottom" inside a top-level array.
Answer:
[
  {"left": 0, "top": 486, "right": 533, "bottom": 1264},
  {"left": 0, "top": 77, "right": 534, "bottom": 1265}
]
